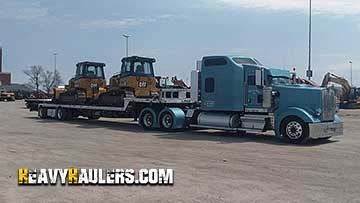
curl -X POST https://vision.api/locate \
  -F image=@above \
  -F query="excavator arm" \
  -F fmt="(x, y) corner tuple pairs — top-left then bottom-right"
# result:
(321, 72), (352, 101)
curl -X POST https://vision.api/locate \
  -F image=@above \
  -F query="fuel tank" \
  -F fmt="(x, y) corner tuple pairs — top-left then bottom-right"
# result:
(197, 112), (240, 128)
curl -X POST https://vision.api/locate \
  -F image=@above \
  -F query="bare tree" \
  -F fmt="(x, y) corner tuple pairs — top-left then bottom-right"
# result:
(41, 70), (54, 95)
(41, 69), (64, 95)
(53, 69), (63, 87)
(23, 65), (44, 92)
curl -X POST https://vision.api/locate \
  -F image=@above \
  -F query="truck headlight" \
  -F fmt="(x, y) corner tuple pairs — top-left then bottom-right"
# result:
(315, 108), (322, 117)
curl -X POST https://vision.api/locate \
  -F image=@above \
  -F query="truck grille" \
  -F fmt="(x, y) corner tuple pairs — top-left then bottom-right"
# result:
(322, 88), (336, 121)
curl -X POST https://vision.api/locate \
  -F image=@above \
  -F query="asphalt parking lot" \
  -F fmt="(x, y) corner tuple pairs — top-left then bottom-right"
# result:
(1, 101), (360, 203)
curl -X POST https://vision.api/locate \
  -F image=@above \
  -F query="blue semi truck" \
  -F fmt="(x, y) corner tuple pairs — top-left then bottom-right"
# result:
(186, 55), (343, 143)
(38, 55), (343, 144)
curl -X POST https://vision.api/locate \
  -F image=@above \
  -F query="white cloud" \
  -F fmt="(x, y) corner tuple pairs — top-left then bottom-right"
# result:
(81, 15), (178, 29)
(81, 18), (156, 29)
(216, 0), (360, 16)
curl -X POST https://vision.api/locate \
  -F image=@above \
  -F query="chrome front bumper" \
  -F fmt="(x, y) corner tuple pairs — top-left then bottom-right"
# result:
(309, 121), (343, 139)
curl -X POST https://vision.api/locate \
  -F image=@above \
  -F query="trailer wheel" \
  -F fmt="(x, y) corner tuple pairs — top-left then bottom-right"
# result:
(281, 116), (309, 144)
(160, 113), (174, 130)
(55, 108), (67, 121)
(140, 110), (156, 129)
(38, 107), (47, 119)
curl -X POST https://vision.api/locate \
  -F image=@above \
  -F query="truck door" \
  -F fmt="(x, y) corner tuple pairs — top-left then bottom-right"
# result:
(244, 66), (264, 109)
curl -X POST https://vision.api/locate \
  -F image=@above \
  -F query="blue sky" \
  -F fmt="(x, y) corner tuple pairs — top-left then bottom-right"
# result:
(0, 0), (359, 86)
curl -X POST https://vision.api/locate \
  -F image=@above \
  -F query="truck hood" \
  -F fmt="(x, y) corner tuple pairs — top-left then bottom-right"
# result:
(273, 85), (325, 119)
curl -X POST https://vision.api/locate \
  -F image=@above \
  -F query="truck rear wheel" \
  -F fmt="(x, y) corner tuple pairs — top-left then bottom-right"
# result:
(281, 117), (309, 144)
(160, 113), (174, 130)
(140, 110), (156, 129)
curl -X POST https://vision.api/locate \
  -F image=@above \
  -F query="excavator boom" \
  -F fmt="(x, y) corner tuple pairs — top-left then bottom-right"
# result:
(321, 72), (352, 101)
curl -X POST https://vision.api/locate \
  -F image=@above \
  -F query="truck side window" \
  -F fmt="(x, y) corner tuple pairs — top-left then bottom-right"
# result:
(204, 58), (227, 67)
(248, 75), (256, 86)
(205, 78), (215, 93)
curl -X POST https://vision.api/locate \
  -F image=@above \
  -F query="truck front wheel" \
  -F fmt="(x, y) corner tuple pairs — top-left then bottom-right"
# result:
(281, 117), (309, 144)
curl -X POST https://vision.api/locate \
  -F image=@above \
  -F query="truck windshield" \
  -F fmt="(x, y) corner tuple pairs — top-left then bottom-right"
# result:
(269, 76), (290, 85)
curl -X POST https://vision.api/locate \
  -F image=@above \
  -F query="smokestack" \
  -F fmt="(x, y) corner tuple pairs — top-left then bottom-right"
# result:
(0, 47), (2, 72)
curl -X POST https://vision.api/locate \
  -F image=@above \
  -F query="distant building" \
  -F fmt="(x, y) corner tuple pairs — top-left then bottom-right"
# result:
(0, 72), (11, 85)
(0, 47), (11, 85)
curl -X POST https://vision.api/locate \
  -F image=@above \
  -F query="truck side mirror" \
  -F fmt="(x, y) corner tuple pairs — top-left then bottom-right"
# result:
(255, 69), (263, 86)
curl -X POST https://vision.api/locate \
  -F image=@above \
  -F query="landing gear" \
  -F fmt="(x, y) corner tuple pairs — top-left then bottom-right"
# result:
(38, 107), (47, 119)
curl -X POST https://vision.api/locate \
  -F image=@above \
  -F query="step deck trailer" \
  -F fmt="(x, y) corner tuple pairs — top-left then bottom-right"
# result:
(37, 98), (280, 134)
(38, 97), (196, 130)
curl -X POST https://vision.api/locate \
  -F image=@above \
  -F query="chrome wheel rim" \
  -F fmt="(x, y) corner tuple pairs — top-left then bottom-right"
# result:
(57, 109), (63, 119)
(143, 112), (153, 128)
(162, 114), (173, 129)
(39, 108), (43, 117)
(286, 121), (303, 140)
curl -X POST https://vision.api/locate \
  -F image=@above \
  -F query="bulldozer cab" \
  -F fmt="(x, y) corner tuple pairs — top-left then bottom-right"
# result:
(75, 61), (106, 79)
(120, 56), (155, 77)
(54, 61), (107, 104)
(110, 56), (159, 97)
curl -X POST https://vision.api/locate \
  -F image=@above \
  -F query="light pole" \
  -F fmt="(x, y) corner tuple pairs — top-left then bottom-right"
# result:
(306, 0), (313, 80)
(122, 34), (130, 57)
(53, 52), (58, 72)
(349, 60), (353, 86)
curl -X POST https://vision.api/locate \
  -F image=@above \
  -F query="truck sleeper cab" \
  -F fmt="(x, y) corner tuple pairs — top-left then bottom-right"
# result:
(189, 55), (343, 144)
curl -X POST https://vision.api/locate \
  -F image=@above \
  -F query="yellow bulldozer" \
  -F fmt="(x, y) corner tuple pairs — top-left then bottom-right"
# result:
(97, 56), (160, 106)
(52, 56), (189, 108)
(54, 61), (107, 104)
(53, 57), (160, 107)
